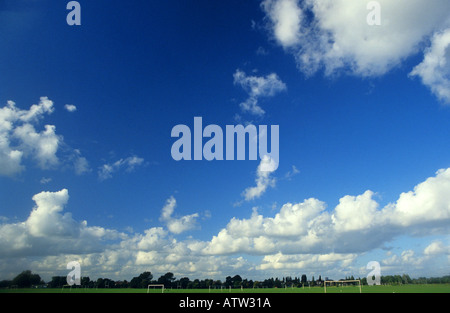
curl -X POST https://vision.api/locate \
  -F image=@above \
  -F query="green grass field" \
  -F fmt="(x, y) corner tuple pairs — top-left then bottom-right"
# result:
(1, 284), (449, 293)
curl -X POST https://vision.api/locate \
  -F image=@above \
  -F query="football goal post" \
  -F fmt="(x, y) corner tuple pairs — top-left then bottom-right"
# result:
(324, 280), (361, 293)
(147, 284), (165, 293)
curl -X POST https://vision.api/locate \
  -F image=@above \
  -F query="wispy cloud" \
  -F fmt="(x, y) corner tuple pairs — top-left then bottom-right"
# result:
(159, 196), (199, 234)
(64, 104), (77, 112)
(233, 69), (286, 116)
(242, 155), (278, 201)
(284, 165), (300, 180)
(98, 155), (145, 181)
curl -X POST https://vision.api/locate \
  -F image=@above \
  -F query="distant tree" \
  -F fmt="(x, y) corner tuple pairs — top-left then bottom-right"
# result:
(402, 274), (412, 284)
(225, 276), (233, 288)
(96, 278), (105, 288)
(48, 276), (66, 288)
(12, 270), (42, 288)
(81, 276), (90, 287)
(139, 271), (153, 288)
(0, 280), (12, 288)
(178, 277), (190, 289)
(129, 271), (153, 288)
(264, 278), (274, 288)
(157, 272), (176, 288)
(232, 275), (242, 288)
(129, 276), (142, 288)
(301, 274), (307, 285)
(191, 279), (200, 289)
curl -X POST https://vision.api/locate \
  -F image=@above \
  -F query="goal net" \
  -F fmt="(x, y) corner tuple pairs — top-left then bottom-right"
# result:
(147, 284), (165, 293)
(324, 280), (361, 293)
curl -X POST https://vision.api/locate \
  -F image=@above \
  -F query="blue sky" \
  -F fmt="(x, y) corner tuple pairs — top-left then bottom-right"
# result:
(1, 0), (449, 282)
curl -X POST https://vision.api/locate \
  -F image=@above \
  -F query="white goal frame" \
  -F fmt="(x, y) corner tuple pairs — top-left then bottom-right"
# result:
(147, 284), (165, 293)
(324, 280), (361, 293)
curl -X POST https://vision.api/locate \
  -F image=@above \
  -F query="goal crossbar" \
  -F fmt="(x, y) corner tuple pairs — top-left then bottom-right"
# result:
(324, 280), (361, 293)
(147, 284), (165, 293)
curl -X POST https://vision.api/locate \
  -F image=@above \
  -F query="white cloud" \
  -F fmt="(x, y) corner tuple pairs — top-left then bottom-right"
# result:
(0, 97), (88, 176)
(26, 189), (77, 237)
(13, 123), (60, 169)
(242, 155), (277, 201)
(410, 28), (450, 104)
(424, 241), (450, 256)
(206, 168), (450, 256)
(0, 98), (56, 175)
(71, 149), (91, 175)
(382, 168), (450, 229)
(261, 0), (302, 48)
(257, 252), (357, 271)
(0, 189), (126, 259)
(40, 177), (52, 184)
(159, 196), (199, 234)
(331, 190), (380, 232)
(284, 165), (300, 180)
(137, 227), (169, 250)
(98, 155), (144, 180)
(233, 69), (286, 116)
(1, 166), (450, 280)
(64, 104), (77, 112)
(261, 0), (450, 95)
(0, 142), (24, 177)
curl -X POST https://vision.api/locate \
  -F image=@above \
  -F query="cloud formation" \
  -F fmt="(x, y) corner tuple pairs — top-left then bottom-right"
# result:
(159, 196), (199, 234)
(233, 69), (286, 116)
(261, 0), (450, 102)
(0, 97), (89, 177)
(242, 155), (277, 201)
(0, 189), (125, 259)
(1, 168), (449, 280)
(410, 29), (450, 104)
(64, 104), (77, 112)
(0, 98), (56, 176)
(98, 155), (145, 180)
(204, 168), (450, 258)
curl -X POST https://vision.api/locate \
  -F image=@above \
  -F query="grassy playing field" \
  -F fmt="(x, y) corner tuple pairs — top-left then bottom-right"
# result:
(1, 284), (449, 293)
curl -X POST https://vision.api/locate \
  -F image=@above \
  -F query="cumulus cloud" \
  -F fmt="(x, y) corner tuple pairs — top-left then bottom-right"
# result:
(382, 168), (450, 229)
(26, 189), (76, 237)
(233, 69), (286, 116)
(14, 123), (60, 169)
(1, 168), (450, 280)
(261, 0), (450, 99)
(242, 155), (277, 201)
(0, 189), (125, 259)
(159, 196), (199, 234)
(410, 29), (450, 104)
(205, 168), (450, 257)
(261, 0), (302, 48)
(0, 98), (56, 175)
(257, 252), (357, 271)
(98, 155), (144, 180)
(423, 241), (450, 256)
(0, 97), (88, 177)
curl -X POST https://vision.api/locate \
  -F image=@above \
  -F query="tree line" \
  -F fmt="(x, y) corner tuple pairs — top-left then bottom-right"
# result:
(1, 269), (449, 289)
